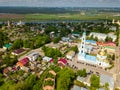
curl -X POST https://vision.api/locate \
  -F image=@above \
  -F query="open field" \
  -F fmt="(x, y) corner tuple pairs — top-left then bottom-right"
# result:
(0, 13), (120, 21)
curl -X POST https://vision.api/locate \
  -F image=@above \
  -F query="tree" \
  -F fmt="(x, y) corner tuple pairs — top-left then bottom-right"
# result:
(77, 69), (87, 77)
(71, 46), (78, 53)
(94, 36), (98, 41)
(24, 74), (37, 90)
(53, 37), (61, 43)
(0, 31), (9, 48)
(42, 46), (62, 58)
(90, 74), (100, 89)
(105, 36), (113, 42)
(11, 39), (23, 50)
(57, 68), (75, 90)
(104, 82), (109, 90)
(23, 40), (30, 48)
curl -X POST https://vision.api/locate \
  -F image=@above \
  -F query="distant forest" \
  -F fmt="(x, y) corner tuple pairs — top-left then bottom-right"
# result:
(0, 7), (120, 14)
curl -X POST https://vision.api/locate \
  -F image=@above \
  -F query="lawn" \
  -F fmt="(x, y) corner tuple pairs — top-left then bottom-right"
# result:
(0, 13), (120, 21)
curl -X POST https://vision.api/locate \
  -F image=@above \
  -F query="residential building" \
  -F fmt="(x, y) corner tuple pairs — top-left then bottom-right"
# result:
(27, 52), (39, 61)
(16, 57), (29, 68)
(66, 51), (75, 60)
(3, 44), (12, 50)
(43, 56), (53, 62)
(12, 48), (25, 56)
(58, 58), (67, 67)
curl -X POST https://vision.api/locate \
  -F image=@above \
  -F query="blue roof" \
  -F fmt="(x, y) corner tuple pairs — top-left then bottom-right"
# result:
(86, 40), (96, 44)
(85, 55), (97, 63)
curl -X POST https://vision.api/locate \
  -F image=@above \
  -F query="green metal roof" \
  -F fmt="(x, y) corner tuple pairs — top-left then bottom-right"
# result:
(4, 44), (12, 48)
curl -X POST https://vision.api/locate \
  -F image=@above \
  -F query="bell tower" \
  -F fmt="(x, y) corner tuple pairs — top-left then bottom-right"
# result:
(78, 32), (86, 61)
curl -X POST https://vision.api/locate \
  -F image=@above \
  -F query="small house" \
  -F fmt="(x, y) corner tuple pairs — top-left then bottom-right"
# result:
(66, 51), (75, 60)
(12, 48), (25, 56)
(27, 52), (39, 61)
(43, 56), (53, 62)
(58, 58), (67, 67)
(3, 44), (12, 50)
(16, 57), (29, 68)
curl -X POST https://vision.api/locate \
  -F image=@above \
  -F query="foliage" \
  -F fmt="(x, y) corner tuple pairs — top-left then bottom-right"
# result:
(3, 54), (18, 66)
(46, 73), (55, 79)
(105, 36), (113, 42)
(24, 74), (37, 90)
(74, 80), (86, 87)
(57, 68), (75, 90)
(53, 37), (61, 43)
(90, 74), (100, 89)
(77, 69), (87, 77)
(44, 80), (54, 86)
(0, 31), (10, 48)
(11, 39), (23, 50)
(70, 46), (78, 53)
(42, 46), (62, 58)
(49, 65), (61, 73)
(103, 82), (109, 90)
(33, 69), (49, 90)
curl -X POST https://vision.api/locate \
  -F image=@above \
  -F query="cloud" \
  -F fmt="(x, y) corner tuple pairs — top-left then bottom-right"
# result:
(0, 0), (120, 7)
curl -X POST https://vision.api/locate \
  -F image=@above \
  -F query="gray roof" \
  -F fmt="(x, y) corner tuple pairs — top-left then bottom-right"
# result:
(100, 74), (114, 89)
(73, 85), (88, 90)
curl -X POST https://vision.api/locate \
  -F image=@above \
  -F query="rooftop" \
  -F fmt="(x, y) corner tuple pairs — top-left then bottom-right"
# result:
(13, 48), (25, 54)
(3, 44), (12, 48)
(58, 58), (67, 65)
(86, 40), (96, 44)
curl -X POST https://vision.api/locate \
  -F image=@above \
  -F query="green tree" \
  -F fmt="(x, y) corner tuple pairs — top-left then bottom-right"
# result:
(53, 37), (61, 43)
(11, 39), (23, 50)
(90, 74), (100, 89)
(0, 31), (9, 48)
(24, 74), (37, 90)
(57, 68), (75, 90)
(71, 46), (78, 53)
(105, 36), (113, 42)
(77, 69), (87, 77)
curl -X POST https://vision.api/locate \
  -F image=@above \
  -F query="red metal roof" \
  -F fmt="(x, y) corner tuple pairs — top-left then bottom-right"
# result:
(19, 57), (29, 66)
(58, 58), (67, 65)
(13, 48), (25, 54)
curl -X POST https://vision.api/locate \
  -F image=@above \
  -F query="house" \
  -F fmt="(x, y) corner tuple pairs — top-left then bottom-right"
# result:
(89, 32), (117, 42)
(66, 51), (75, 60)
(16, 57), (29, 68)
(109, 26), (117, 31)
(61, 37), (70, 42)
(3, 44), (12, 50)
(27, 52), (39, 61)
(72, 32), (80, 37)
(58, 58), (67, 67)
(12, 48), (25, 56)
(107, 34), (117, 42)
(89, 32), (107, 41)
(43, 56), (53, 62)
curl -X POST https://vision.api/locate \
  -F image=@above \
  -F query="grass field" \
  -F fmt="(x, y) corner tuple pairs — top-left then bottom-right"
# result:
(0, 13), (120, 21)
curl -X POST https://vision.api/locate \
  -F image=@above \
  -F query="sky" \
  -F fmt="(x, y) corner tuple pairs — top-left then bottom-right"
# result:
(0, 0), (120, 7)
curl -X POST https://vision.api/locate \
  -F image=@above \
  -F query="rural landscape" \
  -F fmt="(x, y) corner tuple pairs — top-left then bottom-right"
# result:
(0, 0), (120, 90)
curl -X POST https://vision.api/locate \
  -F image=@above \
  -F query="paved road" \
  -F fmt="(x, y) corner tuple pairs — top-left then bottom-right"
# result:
(67, 55), (113, 76)
(114, 28), (120, 88)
